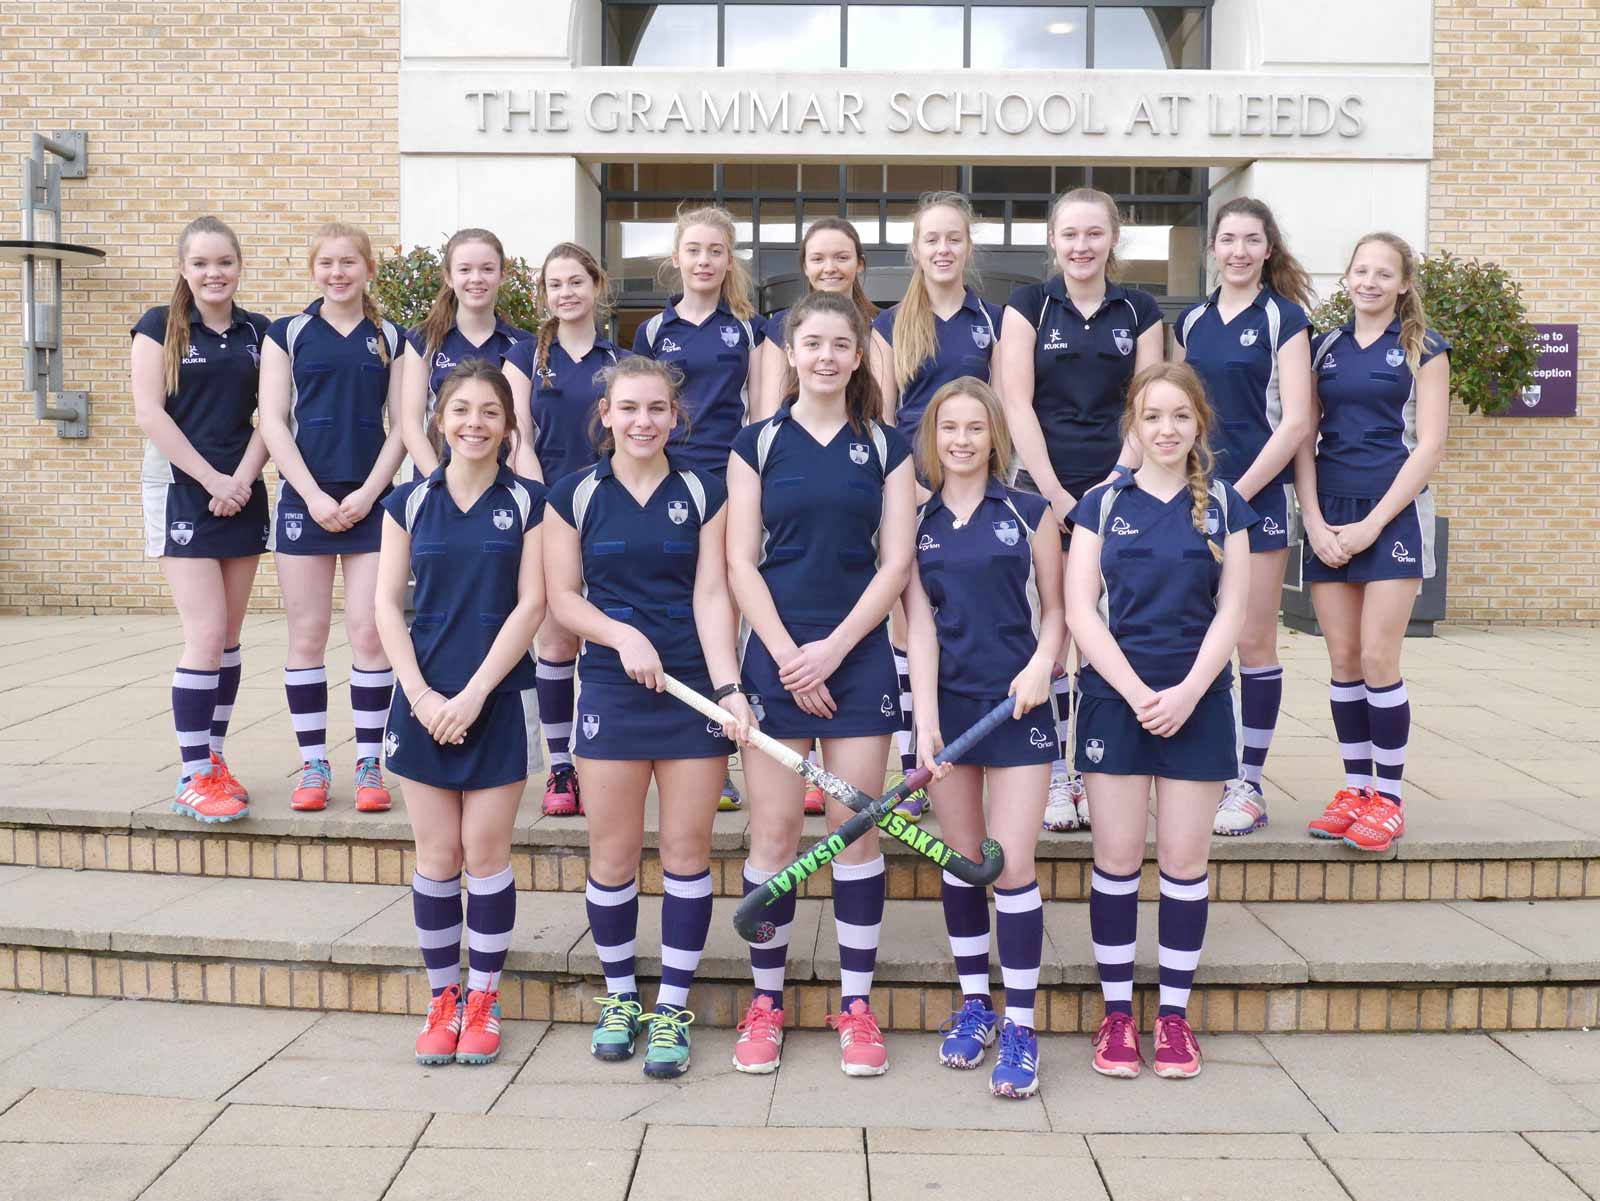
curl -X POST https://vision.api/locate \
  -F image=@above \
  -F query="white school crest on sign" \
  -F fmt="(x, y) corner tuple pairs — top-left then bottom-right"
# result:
(384, 731), (398, 757)
(667, 500), (689, 525)
(366, 336), (380, 356)
(492, 508), (514, 530)
(169, 521), (194, 546)
(1113, 328), (1133, 356)
(720, 325), (740, 348)
(1086, 737), (1105, 764)
(849, 443), (870, 466)
(992, 519), (1020, 547)
(1522, 385), (1542, 408)
(1386, 348), (1406, 367)
(581, 713), (600, 740)
(1239, 328), (1259, 347)
(971, 324), (992, 350)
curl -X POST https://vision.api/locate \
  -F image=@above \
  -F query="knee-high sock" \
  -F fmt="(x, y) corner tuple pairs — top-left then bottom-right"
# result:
(1238, 664), (1284, 792)
(1367, 680), (1410, 805)
(586, 875), (639, 998)
(832, 856), (886, 1009)
(1052, 674), (1074, 776)
(995, 881), (1043, 1030)
(349, 665), (394, 763)
(1090, 867), (1140, 1016)
(284, 665), (328, 763)
(172, 668), (219, 781)
(743, 863), (798, 1010)
(657, 869), (713, 1009)
(940, 870), (991, 1004)
(536, 657), (577, 772)
(412, 871), (463, 995)
(892, 646), (917, 774)
(1157, 871), (1209, 1018)
(465, 865), (516, 994)
(209, 646), (241, 756)
(1329, 679), (1373, 790)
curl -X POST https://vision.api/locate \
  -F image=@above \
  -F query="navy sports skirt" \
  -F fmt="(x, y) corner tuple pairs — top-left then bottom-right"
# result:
(572, 677), (733, 761)
(384, 684), (529, 792)
(271, 481), (387, 556)
(741, 620), (899, 741)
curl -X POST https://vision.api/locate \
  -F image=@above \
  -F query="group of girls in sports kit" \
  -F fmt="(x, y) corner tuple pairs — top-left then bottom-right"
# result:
(135, 184), (1447, 1094)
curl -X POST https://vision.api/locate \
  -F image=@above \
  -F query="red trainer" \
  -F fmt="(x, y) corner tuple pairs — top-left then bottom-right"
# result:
(1153, 1014), (1203, 1079)
(354, 756), (392, 813)
(456, 989), (503, 1064)
(290, 759), (331, 812)
(1307, 786), (1373, 840)
(732, 994), (786, 1074)
(209, 752), (249, 803)
(1344, 794), (1404, 852)
(172, 770), (250, 824)
(543, 766), (580, 816)
(416, 984), (463, 1065)
(1092, 1011), (1142, 1078)
(828, 999), (888, 1077)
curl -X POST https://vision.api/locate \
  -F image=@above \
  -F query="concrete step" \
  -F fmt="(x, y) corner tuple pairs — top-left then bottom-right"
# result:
(2, 866), (1597, 1036)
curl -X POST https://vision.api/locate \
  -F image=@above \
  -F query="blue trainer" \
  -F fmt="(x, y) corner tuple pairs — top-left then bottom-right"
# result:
(937, 997), (998, 1069)
(989, 1019), (1040, 1099)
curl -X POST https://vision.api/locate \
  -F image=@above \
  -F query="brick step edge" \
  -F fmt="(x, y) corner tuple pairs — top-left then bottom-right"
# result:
(4, 951), (1596, 1035)
(6, 825), (1597, 904)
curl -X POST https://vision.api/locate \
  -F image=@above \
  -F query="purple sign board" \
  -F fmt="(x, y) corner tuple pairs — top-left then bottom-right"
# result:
(1500, 323), (1578, 417)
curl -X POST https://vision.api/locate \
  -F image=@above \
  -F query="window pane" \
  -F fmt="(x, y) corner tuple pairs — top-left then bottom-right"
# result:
(970, 7), (1086, 69)
(847, 164), (883, 193)
(1012, 199), (1049, 246)
(1093, 6), (1205, 70)
(757, 200), (798, 244)
(632, 162), (715, 193)
(847, 6), (962, 69)
(1115, 201), (1205, 298)
(885, 164), (960, 195)
(972, 197), (1005, 246)
(1053, 165), (1089, 191)
(1090, 166), (1132, 194)
(1133, 166), (1202, 196)
(971, 165), (1051, 195)
(845, 201), (883, 243)
(606, 4), (717, 67)
(726, 5), (840, 68)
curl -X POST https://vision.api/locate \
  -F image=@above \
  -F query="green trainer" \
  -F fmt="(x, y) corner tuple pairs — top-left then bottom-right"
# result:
(642, 1005), (695, 1079)
(591, 994), (644, 1062)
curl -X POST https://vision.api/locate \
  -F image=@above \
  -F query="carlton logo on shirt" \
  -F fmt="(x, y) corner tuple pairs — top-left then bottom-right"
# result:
(1239, 328), (1259, 347)
(1391, 541), (1417, 564)
(1042, 328), (1069, 352)
(169, 522), (194, 546)
(1086, 737), (1105, 763)
(720, 325), (741, 348)
(1112, 328), (1133, 355)
(971, 324), (992, 350)
(492, 508), (514, 530)
(434, 352), (454, 371)
(667, 500), (689, 525)
(992, 519), (1020, 546)
(879, 694), (896, 717)
(849, 443), (870, 466)
(1110, 516), (1139, 536)
(1029, 727), (1052, 748)
(917, 532), (938, 551)
(659, 337), (682, 354)
(706, 719), (724, 737)
(581, 713), (600, 739)
(1262, 516), (1284, 536)
(536, 365), (556, 382)
(1386, 348), (1406, 367)
(1321, 352), (1338, 370)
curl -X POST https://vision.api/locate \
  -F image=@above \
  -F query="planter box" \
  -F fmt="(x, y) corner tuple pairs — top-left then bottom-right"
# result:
(1281, 516), (1449, 638)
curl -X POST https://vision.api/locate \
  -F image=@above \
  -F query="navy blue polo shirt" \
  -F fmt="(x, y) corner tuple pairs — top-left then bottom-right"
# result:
(266, 299), (403, 485)
(632, 296), (764, 476)
(1176, 287), (1310, 487)
(546, 453), (726, 689)
(1071, 473), (1256, 698)
(132, 305), (270, 486)
(732, 404), (911, 626)
(1006, 278), (1163, 488)
(405, 318), (531, 420)
(1312, 320), (1450, 499)
(872, 288), (1003, 442)
(504, 334), (625, 485)
(916, 479), (1050, 699)
(382, 463), (545, 694)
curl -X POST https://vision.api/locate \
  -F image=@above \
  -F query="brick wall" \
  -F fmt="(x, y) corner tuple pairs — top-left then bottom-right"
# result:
(1428, 0), (1600, 621)
(0, 1), (401, 613)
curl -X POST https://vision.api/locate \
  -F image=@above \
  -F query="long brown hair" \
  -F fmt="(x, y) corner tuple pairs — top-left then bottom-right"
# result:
(1120, 363), (1223, 563)
(892, 192), (977, 393)
(164, 215), (242, 396)
(533, 242), (611, 378)
(786, 290), (881, 435)
(1048, 187), (1122, 281)
(799, 217), (877, 327)
(588, 356), (688, 455)
(1209, 197), (1314, 310)
(307, 222), (390, 365)
(430, 360), (519, 465)
(1343, 232), (1435, 371)
(417, 228), (509, 365)
(917, 376), (1013, 494)
(658, 206), (754, 321)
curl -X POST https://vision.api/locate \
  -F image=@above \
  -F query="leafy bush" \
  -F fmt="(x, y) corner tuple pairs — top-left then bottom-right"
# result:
(373, 244), (543, 334)
(1309, 250), (1540, 415)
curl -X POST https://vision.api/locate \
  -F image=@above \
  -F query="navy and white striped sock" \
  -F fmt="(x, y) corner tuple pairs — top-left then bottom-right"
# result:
(891, 646), (917, 774)
(1329, 678), (1373, 790)
(1090, 867), (1140, 1016)
(833, 855), (885, 1009)
(536, 657), (576, 772)
(1367, 680), (1410, 805)
(995, 881), (1043, 1030)
(1238, 664), (1284, 792)
(284, 665), (328, 763)
(349, 665), (394, 763)
(657, 869), (713, 1009)
(209, 645), (241, 756)
(172, 667), (219, 781)
(1157, 871), (1209, 1018)
(464, 865), (516, 995)
(940, 870), (991, 1003)
(743, 863), (797, 1010)
(1052, 674), (1074, 777)
(586, 875), (639, 998)
(412, 870), (463, 996)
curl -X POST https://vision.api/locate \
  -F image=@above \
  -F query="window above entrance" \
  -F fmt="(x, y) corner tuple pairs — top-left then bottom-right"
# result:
(604, 0), (1208, 70)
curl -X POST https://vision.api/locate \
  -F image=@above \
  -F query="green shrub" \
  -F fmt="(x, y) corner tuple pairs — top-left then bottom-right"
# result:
(373, 244), (543, 335)
(1310, 250), (1540, 416)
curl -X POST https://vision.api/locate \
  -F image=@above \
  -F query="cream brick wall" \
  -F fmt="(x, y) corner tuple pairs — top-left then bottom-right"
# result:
(0, 1), (401, 613)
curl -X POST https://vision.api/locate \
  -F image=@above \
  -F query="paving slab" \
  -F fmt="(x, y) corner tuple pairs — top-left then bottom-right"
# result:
(420, 1113), (644, 1151)
(1043, 901), (1308, 986)
(0, 1088), (220, 1145)
(388, 1147), (635, 1201)
(0, 866), (30, 888)
(1246, 901), (1548, 983)
(1094, 1156), (1348, 1201)
(1313, 1132), (1590, 1201)
(570, 896), (823, 984)
(133, 793), (418, 842)
(1455, 901), (1600, 981)
(334, 890), (590, 973)
(140, 1144), (408, 1201)
(1309, 1131), (1549, 1161)
(0, 994), (109, 1063)
(223, 1013), (544, 1115)
(1387, 792), (1600, 860)
(1261, 1034), (1600, 1133)
(767, 1031), (1051, 1132)
(0, 1143), (181, 1201)
(0, 1088), (26, 1116)
(1087, 1133), (1318, 1160)
(0, 868), (219, 951)
(1490, 1031), (1600, 1084)
(496, 1024), (774, 1125)
(872, 1151), (1107, 1201)
(630, 1128), (867, 1201)
(1040, 1035), (1332, 1134)
(0, 999), (318, 1100)
(1562, 1083), (1600, 1119)
(196, 1103), (427, 1147)
(868, 1128), (1090, 1157)
(115, 878), (407, 962)
(0, 763), (170, 825)
(1523, 1132), (1600, 1199)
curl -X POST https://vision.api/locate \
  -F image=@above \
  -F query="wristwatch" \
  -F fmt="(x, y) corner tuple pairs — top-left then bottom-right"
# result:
(711, 683), (744, 703)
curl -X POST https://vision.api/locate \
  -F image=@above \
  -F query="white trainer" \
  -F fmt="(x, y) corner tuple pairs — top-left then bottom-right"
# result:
(1043, 771), (1082, 832)
(1213, 776), (1267, 836)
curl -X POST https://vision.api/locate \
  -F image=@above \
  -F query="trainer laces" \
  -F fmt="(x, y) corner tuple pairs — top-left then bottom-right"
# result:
(996, 1019), (1035, 1070)
(421, 985), (462, 1033)
(462, 989), (499, 1034)
(938, 997), (994, 1039)
(299, 759), (331, 790)
(1098, 1010), (1138, 1053)
(355, 757), (383, 789)
(1157, 1014), (1197, 1058)
(594, 995), (644, 1033)
(643, 1006), (695, 1050)
(828, 1002), (884, 1047)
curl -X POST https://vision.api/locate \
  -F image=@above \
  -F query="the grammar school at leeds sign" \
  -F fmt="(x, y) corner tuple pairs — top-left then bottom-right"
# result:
(399, 69), (1434, 161)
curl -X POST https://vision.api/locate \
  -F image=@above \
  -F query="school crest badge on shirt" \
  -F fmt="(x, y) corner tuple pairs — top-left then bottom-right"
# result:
(169, 521), (194, 546)
(667, 500), (689, 525)
(366, 336), (381, 356)
(1239, 328), (1259, 347)
(720, 325), (741, 348)
(1086, 737), (1105, 764)
(1205, 507), (1220, 536)
(492, 509), (514, 531)
(971, 323), (992, 350)
(849, 443), (870, 466)
(384, 730), (399, 757)
(1386, 348), (1406, 367)
(284, 516), (303, 542)
(1113, 328), (1134, 356)
(581, 713), (600, 740)
(992, 519), (1020, 546)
